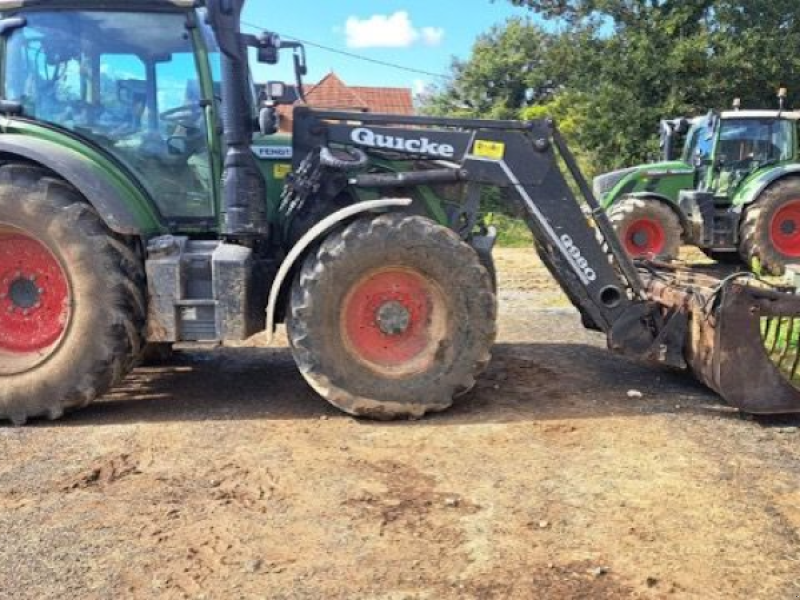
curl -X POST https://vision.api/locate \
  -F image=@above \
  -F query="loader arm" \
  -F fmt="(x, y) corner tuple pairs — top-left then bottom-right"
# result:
(293, 108), (683, 366)
(292, 108), (800, 413)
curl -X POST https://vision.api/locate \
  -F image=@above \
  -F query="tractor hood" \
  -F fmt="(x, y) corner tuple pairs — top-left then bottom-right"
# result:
(593, 166), (639, 200)
(595, 161), (695, 208)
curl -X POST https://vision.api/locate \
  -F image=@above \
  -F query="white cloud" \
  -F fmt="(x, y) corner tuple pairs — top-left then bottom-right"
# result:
(344, 11), (445, 49)
(421, 27), (445, 46)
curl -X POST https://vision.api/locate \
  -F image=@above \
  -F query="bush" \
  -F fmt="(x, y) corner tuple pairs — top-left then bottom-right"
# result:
(485, 212), (533, 247)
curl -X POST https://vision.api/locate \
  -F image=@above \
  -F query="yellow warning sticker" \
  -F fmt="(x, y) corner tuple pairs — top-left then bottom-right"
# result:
(273, 164), (292, 179)
(473, 140), (506, 161)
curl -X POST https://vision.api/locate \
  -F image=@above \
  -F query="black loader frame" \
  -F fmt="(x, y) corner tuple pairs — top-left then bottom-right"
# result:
(291, 108), (800, 413)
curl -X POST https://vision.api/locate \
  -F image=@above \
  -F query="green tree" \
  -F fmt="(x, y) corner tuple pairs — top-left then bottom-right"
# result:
(508, 0), (800, 170)
(426, 1), (800, 174)
(421, 18), (561, 120)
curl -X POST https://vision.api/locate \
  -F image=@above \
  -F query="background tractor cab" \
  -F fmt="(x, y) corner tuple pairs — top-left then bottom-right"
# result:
(596, 94), (800, 274)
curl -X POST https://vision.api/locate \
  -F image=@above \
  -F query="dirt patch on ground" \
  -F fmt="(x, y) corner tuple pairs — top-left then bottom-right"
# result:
(2, 247), (800, 599)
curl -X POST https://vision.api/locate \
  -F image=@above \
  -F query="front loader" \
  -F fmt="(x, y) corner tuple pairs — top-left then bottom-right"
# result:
(1, 0), (800, 425)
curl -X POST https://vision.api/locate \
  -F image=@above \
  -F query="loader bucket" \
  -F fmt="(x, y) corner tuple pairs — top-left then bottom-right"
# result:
(646, 272), (800, 414)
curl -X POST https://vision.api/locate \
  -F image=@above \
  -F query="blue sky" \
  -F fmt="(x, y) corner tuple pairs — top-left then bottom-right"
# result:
(243, 1), (530, 93)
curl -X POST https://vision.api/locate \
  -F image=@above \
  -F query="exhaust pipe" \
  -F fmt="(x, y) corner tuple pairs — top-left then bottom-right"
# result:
(206, 0), (268, 240)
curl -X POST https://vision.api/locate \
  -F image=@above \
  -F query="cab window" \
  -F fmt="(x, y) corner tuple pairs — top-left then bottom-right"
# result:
(717, 118), (793, 165)
(4, 11), (214, 220)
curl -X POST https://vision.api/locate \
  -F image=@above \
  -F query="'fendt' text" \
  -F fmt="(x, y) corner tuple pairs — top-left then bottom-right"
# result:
(351, 127), (455, 159)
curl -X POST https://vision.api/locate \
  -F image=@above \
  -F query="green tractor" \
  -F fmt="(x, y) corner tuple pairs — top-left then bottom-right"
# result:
(3, 0), (800, 426)
(596, 99), (800, 274)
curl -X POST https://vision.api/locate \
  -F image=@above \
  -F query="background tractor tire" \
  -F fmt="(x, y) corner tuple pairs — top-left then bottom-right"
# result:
(740, 178), (800, 275)
(287, 214), (497, 420)
(608, 197), (683, 260)
(0, 164), (145, 425)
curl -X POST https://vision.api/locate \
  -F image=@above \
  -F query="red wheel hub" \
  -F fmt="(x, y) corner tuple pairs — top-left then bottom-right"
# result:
(770, 200), (800, 257)
(0, 229), (70, 356)
(342, 268), (444, 373)
(623, 218), (666, 257)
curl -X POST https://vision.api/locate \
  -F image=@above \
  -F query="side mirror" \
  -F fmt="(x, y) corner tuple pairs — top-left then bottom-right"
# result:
(259, 105), (279, 136)
(262, 81), (293, 105)
(257, 32), (282, 65)
(294, 46), (308, 77)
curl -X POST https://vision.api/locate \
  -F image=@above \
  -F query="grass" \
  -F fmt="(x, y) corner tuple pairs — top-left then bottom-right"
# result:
(485, 213), (534, 248)
(761, 317), (800, 383)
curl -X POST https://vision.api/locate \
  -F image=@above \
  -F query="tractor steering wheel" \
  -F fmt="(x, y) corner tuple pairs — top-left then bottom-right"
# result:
(160, 104), (202, 129)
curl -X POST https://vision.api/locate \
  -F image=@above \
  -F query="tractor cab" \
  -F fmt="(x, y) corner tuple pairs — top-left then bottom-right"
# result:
(708, 111), (800, 196)
(684, 111), (797, 197)
(598, 104), (800, 270)
(0, 4), (223, 224)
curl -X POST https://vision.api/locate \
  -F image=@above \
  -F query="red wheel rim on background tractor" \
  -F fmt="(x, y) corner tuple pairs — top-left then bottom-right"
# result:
(623, 218), (666, 257)
(0, 227), (70, 371)
(770, 200), (800, 257)
(342, 267), (447, 377)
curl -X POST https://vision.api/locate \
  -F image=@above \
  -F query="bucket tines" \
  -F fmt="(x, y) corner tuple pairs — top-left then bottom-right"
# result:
(644, 267), (800, 414)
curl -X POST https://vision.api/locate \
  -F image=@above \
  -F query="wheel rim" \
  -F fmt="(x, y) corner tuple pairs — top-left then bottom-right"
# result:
(341, 267), (448, 377)
(0, 225), (70, 373)
(770, 200), (800, 257)
(623, 218), (666, 257)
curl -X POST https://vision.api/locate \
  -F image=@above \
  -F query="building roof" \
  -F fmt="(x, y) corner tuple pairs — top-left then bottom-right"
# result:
(303, 73), (368, 111)
(274, 72), (414, 132)
(350, 86), (415, 115)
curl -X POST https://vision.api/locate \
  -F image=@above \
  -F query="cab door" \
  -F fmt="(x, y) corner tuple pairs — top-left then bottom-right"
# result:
(3, 9), (217, 228)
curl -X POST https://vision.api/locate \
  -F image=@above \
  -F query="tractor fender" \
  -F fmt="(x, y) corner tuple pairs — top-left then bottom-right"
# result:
(0, 135), (150, 235)
(731, 166), (800, 213)
(625, 192), (691, 235)
(265, 197), (413, 343)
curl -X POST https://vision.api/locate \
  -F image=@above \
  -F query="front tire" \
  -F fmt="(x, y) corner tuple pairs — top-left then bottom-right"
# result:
(287, 214), (497, 420)
(475, 247), (498, 292)
(740, 178), (800, 275)
(0, 165), (145, 425)
(608, 197), (683, 260)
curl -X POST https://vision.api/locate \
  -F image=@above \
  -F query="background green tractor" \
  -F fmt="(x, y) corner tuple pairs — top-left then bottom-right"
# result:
(595, 101), (800, 274)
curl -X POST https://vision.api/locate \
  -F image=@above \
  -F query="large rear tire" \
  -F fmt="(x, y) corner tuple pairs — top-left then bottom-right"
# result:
(608, 197), (683, 260)
(740, 178), (800, 275)
(287, 214), (497, 420)
(0, 164), (145, 425)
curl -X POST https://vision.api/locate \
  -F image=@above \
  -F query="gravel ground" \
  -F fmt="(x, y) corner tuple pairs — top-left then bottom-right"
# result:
(1, 248), (800, 600)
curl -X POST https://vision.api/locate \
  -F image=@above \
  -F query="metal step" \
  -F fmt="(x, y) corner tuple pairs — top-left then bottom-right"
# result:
(145, 236), (266, 343)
